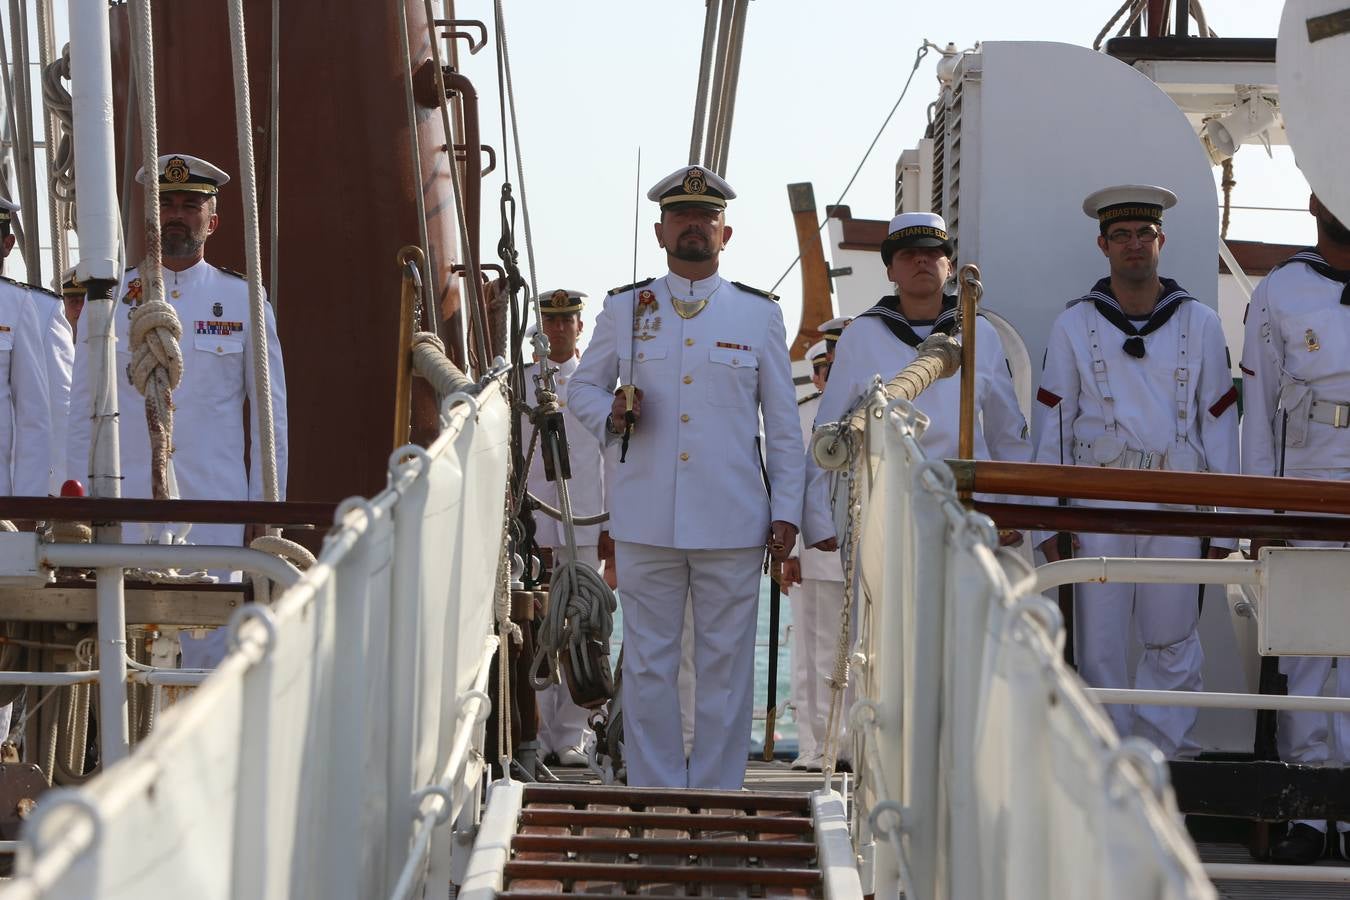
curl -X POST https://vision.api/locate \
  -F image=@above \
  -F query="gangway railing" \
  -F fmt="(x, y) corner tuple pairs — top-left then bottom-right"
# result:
(1, 377), (512, 900)
(843, 389), (1216, 899)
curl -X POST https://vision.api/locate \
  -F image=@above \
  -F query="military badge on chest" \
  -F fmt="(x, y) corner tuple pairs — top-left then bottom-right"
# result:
(1306, 328), (1320, 352)
(122, 277), (143, 306)
(633, 288), (661, 342)
(212, 302), (223, 318)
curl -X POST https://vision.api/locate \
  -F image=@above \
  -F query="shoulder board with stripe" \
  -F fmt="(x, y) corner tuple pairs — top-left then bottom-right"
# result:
(27, 282), (60, 300)
(215, 265), (247, 280)
(732, 281), (778, 301)
(797, 390), (822, 406)
(607, 276), (655, 296)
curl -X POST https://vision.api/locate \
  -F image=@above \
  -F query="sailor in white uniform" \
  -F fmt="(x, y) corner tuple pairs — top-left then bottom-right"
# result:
(570, 165), (804, 789)
(1, 200), (72, 495)
(61, 269), (86, 337)
(801, 212), (1031, 550)
(525, 288), (606, 766)
(785, 338), (848, 772)
(1034, 185), (1238, 759)
(66, 154), (288, 667)
(0, 202), (51, 499)
(1241, 193), (1350, 864)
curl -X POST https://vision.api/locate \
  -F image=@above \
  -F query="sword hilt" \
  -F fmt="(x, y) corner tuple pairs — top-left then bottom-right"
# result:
(619, 384), (637, 463)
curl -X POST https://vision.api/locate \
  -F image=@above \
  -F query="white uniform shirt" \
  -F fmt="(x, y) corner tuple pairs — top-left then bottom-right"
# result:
(801, 311), (1030, 545)
(67, 260), (288, 507)
(796, 393), (842, 582)
(1033, 283), (1239, 544)
(1241, 253), (1350, 479)
(0, 279), (51, 495)
(525, 353), (606, 549)
(569, 272), (804, 550)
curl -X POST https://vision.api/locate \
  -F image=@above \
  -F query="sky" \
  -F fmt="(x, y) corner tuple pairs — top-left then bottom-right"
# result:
(465, 1), (1306, 352)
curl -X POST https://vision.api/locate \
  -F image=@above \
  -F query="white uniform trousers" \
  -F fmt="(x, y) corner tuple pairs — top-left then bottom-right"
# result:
(536, 544), (602, 755)
(615, 541), (762, 789)
(790, 577), (849, 762)
(679, 598), (696, 757)
(1074, 532), (1205, 758)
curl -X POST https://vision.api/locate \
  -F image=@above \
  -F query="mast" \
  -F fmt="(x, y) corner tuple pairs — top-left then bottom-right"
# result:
(786, 182), (833, 362)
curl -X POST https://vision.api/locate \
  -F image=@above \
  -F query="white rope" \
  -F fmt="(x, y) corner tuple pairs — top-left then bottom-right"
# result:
(127, 0), (178, 501)
(226, 0), (280, 504)
(248, 534), (316, 570)
(34, 0), (68, 288)
(411, 331), (474, 401)
(39, 45), (74, 213)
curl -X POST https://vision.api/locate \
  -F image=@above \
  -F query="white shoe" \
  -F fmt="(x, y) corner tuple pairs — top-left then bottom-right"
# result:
(555, 745), (588, 767)
(790, 751), (822, 771)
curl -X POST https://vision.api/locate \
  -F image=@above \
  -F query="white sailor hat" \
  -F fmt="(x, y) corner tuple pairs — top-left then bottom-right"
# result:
(0, 196), (18, 224)
(537, 288), (586, 315)
(807, 340), (830, 365)
(1082, 184), (1177, 231)
(818, 315), (851, 344)
(647, 166), (736, 211)
(61, 265), (83, 297)
(881, 212), (953, 263)
(135, 154), (231, 195)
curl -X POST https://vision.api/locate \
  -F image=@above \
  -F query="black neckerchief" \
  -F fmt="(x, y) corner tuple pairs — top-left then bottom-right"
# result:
(1072, 277), (1192, 359)
(1276, 248), (1350, 305)
(858, 294), (959, 348)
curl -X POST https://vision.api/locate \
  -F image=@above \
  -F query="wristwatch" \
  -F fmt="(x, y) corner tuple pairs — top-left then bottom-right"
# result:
(606, 418), (622, 436)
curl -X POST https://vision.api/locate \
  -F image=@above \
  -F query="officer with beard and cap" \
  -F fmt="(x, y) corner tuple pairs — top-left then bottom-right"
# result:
(1034, 185), (1238, 760)
(801, 212), (1030, 553)
(524, 288), (606, 766)
(569, 165), (803, 789)
(66, 154), (289, 668)
(1241, 194), (1350, 864)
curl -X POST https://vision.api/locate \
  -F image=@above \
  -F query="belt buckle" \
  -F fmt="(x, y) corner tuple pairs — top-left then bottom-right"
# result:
(1336, 403), (1349, 428)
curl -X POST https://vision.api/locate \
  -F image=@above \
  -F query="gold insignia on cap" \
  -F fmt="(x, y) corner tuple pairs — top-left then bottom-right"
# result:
(550, 289), (569, 306)
(683, 168), (707, 196)
(164, 156), (190, 184)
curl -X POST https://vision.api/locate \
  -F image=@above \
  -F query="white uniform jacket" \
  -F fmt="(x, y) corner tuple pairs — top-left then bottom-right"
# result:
(31, 285), (73, 493)
(0, 279), (51, 496)
(1032, 281), (1239, 544)
(525, 354), (606, 548)
(569, 272), (804, 550)
(801, 308), (1030, 545)
(1241, 251), (1350, 479)
(67, 260), (289, 506)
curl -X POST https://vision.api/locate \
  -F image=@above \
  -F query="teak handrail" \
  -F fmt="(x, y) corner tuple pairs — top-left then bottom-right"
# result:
(949, 460), (1350, 516)
(0, 497), (337, 526)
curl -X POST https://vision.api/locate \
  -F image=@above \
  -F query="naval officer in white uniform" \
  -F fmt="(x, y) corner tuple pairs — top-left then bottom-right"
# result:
(1, 199), (73, 495)
(525, 288), (606, 766)
(1241, 194), (1350, 864)
(1034, 185), (1237, 759)
(0, 199), (51, 499)
(801, 212), (1031, 551)
(66, 154), (288, 665)
(570, 165), (804, 789)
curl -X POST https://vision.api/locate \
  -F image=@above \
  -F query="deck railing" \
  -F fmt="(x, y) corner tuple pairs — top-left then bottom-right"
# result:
(2, 378), (511, 900)
(848, 393), (1216, 900)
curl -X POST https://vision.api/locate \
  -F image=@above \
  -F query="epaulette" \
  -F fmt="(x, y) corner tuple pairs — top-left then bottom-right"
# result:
(797, 390), (822, 406)
(215, 265), (247, 280)
(607, 276), (655, 296)
(732, 281), (778, 301)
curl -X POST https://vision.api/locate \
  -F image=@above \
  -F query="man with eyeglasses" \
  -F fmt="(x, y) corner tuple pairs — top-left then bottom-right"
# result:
(1033, 185), (1238, 759)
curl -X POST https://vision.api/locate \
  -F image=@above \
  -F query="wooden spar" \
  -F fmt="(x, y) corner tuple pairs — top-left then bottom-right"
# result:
(785, 182), (834, 362)
(950, 459), (1350, 516)
(956, 264), (981, 464)
(975, 502), (1350, 542)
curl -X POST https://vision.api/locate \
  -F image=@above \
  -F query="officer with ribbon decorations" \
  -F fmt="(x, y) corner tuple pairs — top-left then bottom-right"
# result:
(67, 154), (288, 668)
(1034, 185), (1237, 759)
(525, 288), (606, 766)
(1241, 194), (1350, 864)
(801, 212), (1030, 553)
(570, 165), (804, 789)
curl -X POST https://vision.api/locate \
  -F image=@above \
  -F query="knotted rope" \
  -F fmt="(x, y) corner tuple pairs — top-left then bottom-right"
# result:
(127, 299), (183, 499)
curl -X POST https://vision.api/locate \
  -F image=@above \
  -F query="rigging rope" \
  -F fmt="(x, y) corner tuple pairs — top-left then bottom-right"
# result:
(226, 0), (281, 505)
(34, 0), (68, 287)
(768, 41), (933, 294)
(127, 0), (178, 502)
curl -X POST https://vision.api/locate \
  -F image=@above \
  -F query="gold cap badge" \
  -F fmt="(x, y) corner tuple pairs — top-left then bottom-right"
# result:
(683, 168), (707, 195)
(165, 156), (190, 184)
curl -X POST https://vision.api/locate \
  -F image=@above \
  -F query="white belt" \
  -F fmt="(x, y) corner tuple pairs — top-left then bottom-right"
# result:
(1075, 440), (1167, 470)
(1309, 398), (1350, 428)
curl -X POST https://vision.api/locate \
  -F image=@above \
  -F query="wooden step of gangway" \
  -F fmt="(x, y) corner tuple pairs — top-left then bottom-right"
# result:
(463, 781), (861, 899)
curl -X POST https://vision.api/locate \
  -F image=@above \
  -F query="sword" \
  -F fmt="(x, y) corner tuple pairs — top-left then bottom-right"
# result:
(619, 148), (641, 463)
(756, 436), (782, 761)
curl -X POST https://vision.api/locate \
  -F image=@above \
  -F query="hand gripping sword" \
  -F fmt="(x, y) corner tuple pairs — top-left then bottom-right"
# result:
(619, 149), (641, 463)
